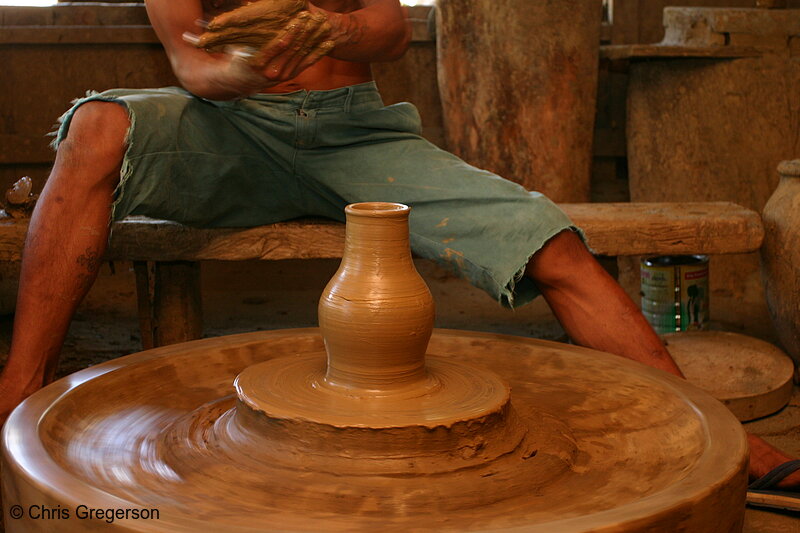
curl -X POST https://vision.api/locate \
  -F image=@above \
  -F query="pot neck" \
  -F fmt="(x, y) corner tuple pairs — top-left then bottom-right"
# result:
(777, 160), (800, 179)
(341, 206), (414, 268)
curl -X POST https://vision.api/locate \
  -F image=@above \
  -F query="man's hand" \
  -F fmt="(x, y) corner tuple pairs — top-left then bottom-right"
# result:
(196, 0), (305, 50)
(190, 2), (336, 95)
(146, 0), (407, 99)
(249, 11), (335, 80)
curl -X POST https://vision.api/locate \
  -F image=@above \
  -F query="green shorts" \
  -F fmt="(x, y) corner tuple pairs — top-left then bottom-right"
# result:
(54, 82), (580, 307)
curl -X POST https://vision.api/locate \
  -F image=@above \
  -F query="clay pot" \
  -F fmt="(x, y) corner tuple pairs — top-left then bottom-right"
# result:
(318, 202), (435, 391)
(761, 160), (800, 365)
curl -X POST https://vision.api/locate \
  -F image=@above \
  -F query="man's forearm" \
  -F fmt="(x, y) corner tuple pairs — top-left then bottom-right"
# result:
(146, 0), (226, 97)
(173, 51), (262, 100)
(146, 0), (278, 99)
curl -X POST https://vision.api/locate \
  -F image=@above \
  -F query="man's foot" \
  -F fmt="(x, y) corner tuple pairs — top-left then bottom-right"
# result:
(748, 433), (800, 489)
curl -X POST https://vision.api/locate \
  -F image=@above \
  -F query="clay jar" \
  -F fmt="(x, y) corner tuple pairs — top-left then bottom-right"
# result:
(318, 202), (435, 391)
(761, 160), (800, 365)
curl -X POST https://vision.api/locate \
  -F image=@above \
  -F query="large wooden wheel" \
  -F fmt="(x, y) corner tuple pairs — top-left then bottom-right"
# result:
(3, 329), (747, 532)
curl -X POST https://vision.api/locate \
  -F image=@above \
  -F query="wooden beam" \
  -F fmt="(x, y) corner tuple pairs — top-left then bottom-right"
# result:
(600, 44), (762, 61)
(0, 4), (151, 26)
(0, 134), (54, 165)
(0, 25), (158, 45)
(0, 18), (433, 46)
(0, 202), (764, 262)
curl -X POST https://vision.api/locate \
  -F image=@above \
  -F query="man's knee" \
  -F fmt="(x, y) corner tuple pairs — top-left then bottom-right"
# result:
(58, 101), (129, 171)
(525, 229), (595, 286)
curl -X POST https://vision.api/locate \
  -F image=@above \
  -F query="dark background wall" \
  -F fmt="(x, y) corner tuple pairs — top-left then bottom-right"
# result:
(3, 1), (796, 195)
(610, 0), (800, 44)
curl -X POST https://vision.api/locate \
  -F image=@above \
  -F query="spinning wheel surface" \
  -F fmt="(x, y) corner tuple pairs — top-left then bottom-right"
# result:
(2, 329), (747, 532)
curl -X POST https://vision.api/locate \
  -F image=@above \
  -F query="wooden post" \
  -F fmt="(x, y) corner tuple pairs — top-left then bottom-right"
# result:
(436, 0), (602, 202)
(133, 260), (155, 350)
(153, 261), (203, 347)
(132, 260), (203, 348)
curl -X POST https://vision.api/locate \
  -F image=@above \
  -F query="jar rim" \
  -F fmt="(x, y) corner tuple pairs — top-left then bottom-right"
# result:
(345, 202), (410, 217)
(778, 160), (800, 177)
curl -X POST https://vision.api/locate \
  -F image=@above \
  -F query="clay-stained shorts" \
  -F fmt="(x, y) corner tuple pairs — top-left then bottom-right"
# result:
(54, 82), (581, 307)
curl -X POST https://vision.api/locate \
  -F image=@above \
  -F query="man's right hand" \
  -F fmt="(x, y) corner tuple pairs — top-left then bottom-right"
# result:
(195, 8), (335, 97)
(146, 0), (338, 100)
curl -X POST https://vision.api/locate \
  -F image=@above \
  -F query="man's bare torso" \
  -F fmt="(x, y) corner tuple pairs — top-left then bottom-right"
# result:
(201, 0), (373, 92)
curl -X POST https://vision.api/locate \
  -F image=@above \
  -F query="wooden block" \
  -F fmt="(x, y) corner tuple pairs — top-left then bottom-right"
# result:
(561, 202), (763, 256)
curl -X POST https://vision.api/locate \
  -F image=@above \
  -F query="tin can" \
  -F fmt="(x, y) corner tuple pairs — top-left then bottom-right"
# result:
(640, 255), (709, 334)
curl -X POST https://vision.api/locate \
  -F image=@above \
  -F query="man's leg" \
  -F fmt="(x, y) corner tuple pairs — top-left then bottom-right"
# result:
(526, 229), (800, 488)
(0, 101), (128, 422)
(525, 230), (682, 376)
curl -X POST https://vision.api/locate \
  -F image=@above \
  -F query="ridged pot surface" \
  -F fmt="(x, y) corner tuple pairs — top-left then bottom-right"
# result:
(318, 202), (435, 391)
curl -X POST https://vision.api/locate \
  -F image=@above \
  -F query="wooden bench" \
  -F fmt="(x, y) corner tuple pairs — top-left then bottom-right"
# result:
(0, 201), (764, 348)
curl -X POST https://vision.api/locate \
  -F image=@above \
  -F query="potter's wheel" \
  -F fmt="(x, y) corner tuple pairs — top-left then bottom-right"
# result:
(3, 329), (747, 532)
(2, 203), (747, 532)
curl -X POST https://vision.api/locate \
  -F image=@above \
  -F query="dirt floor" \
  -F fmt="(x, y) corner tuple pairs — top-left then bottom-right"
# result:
(0, 259), (798, 531)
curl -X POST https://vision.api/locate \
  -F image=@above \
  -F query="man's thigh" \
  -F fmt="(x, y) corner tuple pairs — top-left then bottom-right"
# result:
(56, 87), (303, 227)
(296, 106), (578, 307)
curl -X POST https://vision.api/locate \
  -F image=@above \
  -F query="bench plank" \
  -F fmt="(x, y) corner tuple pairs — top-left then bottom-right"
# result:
(0, 201), (764, 348)
(0, 201), (763, 262)
(110, 217), (347, 262)
(560, 202), (764, 256)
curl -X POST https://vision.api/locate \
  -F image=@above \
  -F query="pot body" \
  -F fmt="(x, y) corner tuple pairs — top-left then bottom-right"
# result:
(318, 202), (435, 391)
(761, 160), (800, 365)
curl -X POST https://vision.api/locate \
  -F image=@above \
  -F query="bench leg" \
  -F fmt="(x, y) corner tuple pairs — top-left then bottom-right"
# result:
(133, 260), (203, 348)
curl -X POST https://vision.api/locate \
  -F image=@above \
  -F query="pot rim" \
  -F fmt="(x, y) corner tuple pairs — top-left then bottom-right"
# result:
(345, 202), (409, 217)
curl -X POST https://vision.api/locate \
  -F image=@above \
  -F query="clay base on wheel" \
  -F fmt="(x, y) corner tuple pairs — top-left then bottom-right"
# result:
(2, 329), (748, 532)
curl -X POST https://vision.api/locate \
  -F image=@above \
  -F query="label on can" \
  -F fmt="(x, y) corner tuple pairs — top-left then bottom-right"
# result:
(640, 255), (709, 334)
